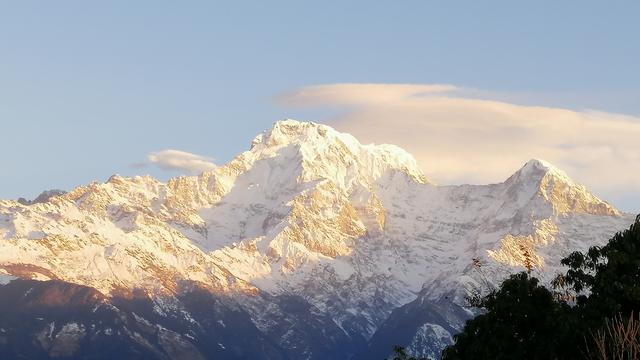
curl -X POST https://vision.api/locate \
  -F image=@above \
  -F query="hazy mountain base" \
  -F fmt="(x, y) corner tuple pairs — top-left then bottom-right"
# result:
(0, 279), (373, 360)
(0, 279), (288, 360)
(354, 292), (473, 360)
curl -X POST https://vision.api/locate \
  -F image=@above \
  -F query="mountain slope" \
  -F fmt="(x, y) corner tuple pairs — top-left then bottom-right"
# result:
(0, 120), (634, 359)
(0, 279), (288, 360)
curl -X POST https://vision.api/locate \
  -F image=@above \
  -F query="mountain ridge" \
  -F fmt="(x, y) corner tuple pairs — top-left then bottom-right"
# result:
(0, 119), (634, 359)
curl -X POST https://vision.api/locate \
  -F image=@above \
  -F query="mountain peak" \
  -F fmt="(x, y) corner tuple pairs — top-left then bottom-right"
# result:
(507, 158), (619, 216)
(248, 119), (429, 185)
(519, 158), (572, 183)
(251, 119), (360, 153)
(506, 159), (574, 190)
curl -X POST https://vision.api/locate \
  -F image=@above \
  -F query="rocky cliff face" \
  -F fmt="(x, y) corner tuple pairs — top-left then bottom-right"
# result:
(0, 120), (634, 359)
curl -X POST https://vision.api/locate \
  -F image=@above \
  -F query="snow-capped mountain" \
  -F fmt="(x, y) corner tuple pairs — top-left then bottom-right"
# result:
(0, 120), (634, 359)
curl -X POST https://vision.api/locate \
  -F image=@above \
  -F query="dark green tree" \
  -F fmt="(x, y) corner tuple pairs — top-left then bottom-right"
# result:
(441, 216), (640, 359)
(441, 272), (572, 360)
(388, 345), (429, 360)
(556, 216), (640, 355)
(561, 217), (640, 316)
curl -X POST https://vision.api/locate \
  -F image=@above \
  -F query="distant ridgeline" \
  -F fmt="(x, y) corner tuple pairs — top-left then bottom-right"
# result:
(16, 189), (67, 206)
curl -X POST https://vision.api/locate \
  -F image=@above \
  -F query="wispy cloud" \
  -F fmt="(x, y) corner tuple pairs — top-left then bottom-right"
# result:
(147, 149), (217, 174)
(279, 83), (640, 210)
(277, 83), (458, 107)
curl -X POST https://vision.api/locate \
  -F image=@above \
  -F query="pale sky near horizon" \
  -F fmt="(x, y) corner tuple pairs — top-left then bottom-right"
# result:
(1, 1), (638, 212)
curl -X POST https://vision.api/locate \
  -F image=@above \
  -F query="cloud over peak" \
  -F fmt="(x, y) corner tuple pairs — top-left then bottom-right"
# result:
(278, 83), (640, 211)
(148, 149), (216, 174)
(277, 83), (458, 107)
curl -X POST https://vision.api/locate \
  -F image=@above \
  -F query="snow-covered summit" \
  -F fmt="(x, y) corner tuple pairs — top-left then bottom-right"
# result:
(507, 158), (576, 190)
(505, 158), (619, 216)
(247, 119), (430, 186)
(521, 158), (567, 175)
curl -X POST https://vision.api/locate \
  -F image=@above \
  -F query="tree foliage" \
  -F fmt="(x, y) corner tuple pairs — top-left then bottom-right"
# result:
(441, 272), (572, 360)
(388, 345), (429, 360)
(440, 216), (640, 359)
(562, 219), (640, 319)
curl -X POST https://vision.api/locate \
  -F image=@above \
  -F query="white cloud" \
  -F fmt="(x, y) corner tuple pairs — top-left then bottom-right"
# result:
(279, 83), (640, 211)
(277, 83), (458, 107)
(148, 149), (217, 174)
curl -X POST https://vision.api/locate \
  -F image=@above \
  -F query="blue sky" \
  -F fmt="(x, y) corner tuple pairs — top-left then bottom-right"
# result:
(1, 1), (638, 212)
